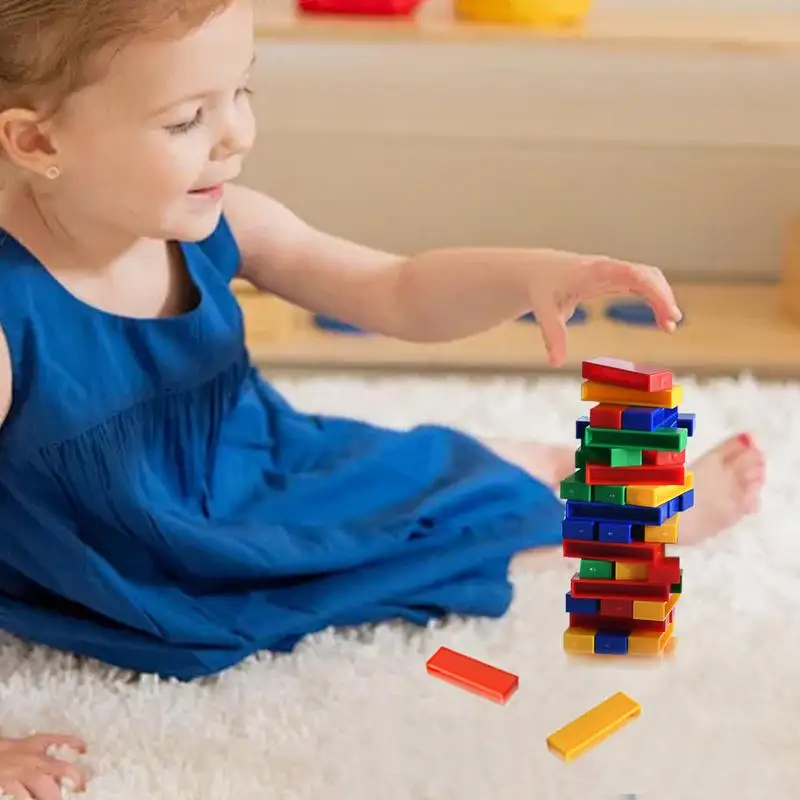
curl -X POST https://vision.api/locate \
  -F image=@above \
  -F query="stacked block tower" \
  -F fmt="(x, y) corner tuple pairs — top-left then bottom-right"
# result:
(560, 357), (695, 658)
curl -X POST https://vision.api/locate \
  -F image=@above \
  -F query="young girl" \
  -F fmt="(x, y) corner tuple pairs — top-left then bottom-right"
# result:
(0, 0), (764, 691)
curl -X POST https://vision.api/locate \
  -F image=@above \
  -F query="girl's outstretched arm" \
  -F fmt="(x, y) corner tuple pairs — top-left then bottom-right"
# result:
(224, 184), (680, 364)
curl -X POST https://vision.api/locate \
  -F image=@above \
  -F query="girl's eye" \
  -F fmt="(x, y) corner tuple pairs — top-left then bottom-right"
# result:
(166, 109), (203, 135)
(237, 85), (254, 98)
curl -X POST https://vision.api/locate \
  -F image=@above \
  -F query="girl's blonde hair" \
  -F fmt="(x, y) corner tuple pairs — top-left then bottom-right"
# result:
(0, 0), (236, 117)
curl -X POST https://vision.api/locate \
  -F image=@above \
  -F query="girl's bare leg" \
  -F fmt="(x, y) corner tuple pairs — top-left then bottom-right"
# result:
(482, 433), (765, 571)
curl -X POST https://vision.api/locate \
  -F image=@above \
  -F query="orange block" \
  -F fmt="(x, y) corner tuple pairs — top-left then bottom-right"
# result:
(426, 646), (519, 704)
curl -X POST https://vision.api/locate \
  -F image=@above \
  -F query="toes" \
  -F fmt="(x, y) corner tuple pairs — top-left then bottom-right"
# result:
(740, 463), (765, 486)
(707, 435), (749, 466)
(726, 445), (764, 474)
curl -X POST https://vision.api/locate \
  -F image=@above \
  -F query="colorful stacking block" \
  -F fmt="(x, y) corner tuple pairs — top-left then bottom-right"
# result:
(546, 691), (642, 761)
(581, 357), (672, 392)
(426, 646), (519, 704)
(561, 357), (694, 659)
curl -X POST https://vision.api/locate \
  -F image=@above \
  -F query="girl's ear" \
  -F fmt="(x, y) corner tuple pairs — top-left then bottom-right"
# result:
(0, 108), (59, 178)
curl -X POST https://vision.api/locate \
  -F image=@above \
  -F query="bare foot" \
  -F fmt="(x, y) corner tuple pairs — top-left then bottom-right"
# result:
(680, 433), (764, 544)
(484, 431), (765, 559)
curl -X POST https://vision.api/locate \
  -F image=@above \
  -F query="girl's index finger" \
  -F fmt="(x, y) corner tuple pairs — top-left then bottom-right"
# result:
(623, 263), (682, 331)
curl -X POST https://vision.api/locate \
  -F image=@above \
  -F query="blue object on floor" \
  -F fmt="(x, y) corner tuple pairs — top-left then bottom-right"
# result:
(519, 305), (588, 325)
(604, 300), (684, 327)
(313, 314), (366, 334)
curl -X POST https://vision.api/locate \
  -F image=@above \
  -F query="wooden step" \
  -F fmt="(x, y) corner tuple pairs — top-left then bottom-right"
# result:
(235, 281), (800, 378)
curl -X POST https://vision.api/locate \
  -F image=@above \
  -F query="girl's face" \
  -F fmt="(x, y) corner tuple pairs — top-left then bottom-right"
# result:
(41, 0), (256, 243)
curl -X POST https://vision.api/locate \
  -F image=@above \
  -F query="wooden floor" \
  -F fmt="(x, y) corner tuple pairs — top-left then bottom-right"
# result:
(237, 282), (800, 379)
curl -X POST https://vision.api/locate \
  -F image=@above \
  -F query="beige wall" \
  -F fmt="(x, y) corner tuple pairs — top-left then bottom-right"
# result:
(245, 0), (800, 280)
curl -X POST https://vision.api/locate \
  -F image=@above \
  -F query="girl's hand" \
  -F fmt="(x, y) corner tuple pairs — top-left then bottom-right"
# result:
(527, 250), (683, 367)
(0, 733), (87, 799)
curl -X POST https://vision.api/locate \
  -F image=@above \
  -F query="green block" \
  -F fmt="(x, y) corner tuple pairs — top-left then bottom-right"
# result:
(579, 559), (614, 579)
(579, 445), (643, 467)
(671, 570), (683, 594)
(584, 426), (687, 453)
(560, 471), (592, 501)
(593, 484), (627, 504)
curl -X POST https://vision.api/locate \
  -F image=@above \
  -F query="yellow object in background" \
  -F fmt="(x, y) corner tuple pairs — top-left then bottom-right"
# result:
(455, 0), (591, 26)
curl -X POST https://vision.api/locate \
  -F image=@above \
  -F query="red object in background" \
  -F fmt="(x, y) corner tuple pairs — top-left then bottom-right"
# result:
(298, 0), (424, 15)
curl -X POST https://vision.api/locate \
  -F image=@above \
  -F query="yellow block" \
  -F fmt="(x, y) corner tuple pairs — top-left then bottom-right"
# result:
(633, 593), (679, 622)
(644, 518), (679, 544)
(546, 691), (642, 762)
(615, 562), (648, 581)
(581, 381), (682, 409)
(626, 472), (694, 507)
(563, 626), (596, 655)
(455, 0), (591, 24)
(628, 622), (675, 656)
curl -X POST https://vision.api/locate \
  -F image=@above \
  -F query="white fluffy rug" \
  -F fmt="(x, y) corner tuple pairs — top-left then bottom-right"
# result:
(2, 372), (798, 800)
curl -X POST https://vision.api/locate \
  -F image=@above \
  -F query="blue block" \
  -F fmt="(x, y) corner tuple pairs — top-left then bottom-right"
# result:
(678, 489), (695, 512)
(667, 497), (680, 517)
(564, 499), (672, 526)
(663, 407), (679, 428)
(595, 629), (629, 655)
(621, 406), (665, 431)
(562, 519), (596, 540)
(677, 413), (695, 435)
(565, 593), (600, 614)
(576, 416), (590, 439)
(597, 521), (634, 543)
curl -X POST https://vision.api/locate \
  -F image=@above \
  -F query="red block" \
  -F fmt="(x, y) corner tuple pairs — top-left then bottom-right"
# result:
(599, 598), (634, 617)
(569, 611), (673, 634)
(589, 403), (627, 429)
(582, 357), (673, 392)
(571, 574), (671, 602)
(563, 539), (665, 564)
(426, 646), (518, 705)
(643, 449), (686, 465)
(647, 556), (681, 585)
(584, 464), (686, 486)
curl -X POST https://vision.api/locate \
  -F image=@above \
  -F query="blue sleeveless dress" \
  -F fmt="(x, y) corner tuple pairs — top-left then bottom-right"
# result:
(0, 217), (564, 679)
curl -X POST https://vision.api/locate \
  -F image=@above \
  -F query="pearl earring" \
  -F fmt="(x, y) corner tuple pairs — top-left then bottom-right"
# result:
(45, 165), (61, 180)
